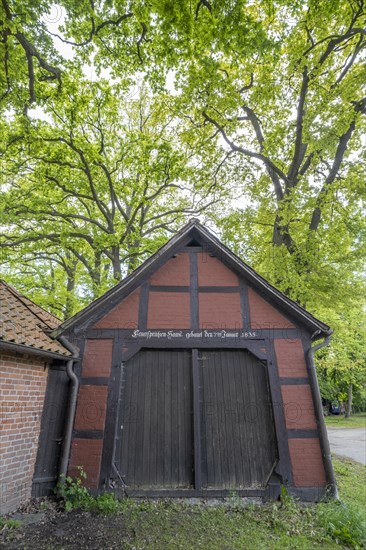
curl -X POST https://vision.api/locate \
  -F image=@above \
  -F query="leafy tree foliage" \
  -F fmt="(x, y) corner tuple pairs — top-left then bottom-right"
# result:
(170, 0), (366, 293)
(0, 80), (227, 316)
(163, 0), (366, 406)
(0, 0), (365, 405)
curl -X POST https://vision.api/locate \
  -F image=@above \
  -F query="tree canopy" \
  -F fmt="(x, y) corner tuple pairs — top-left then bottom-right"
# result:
(1, 0), (365, 407)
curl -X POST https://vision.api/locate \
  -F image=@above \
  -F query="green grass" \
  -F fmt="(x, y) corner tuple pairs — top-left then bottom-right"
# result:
(117, 468), (366, 550)
(333, 455), (366, 506)
(11, 456), (360, 550)
(316, 456), (366, 549)
(118, 497), (339, 550)
(0, 517), (21, 530)
(325, 412), (366, 429)
(59, 456), (363, 550)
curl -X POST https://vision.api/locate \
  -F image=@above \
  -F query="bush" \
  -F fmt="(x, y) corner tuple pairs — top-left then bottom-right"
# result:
(55, 467), (120, 514)
(91, 493), (120, 514)
(55, 467), (93, 512)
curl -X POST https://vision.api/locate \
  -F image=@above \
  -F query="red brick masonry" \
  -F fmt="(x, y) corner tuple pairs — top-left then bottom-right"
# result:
(275, 339), (308, 378)
(0, 351), (48, 514)
(150, 253), (190, 286)
(82, 339), (113, 377)
(95, 289), (140, 329)
(199, 292), (242, 328)
(74, 386), (108, 431)
(69, 438), (103, 488)
(248, 287), (295, 329)
(288, 438), (326, 486)
(148, 292), (191, 329)
(281, 385), (317, 430)
(198, 255), (239, 286)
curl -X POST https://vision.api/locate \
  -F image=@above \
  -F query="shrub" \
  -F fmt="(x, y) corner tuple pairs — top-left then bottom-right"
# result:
(55, 467), (93, 512)
(92, 493), (119, 514)
(55, 467), (121, 514)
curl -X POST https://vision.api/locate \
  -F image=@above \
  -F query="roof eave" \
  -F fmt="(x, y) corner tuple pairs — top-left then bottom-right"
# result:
(0, 340), (71, 360)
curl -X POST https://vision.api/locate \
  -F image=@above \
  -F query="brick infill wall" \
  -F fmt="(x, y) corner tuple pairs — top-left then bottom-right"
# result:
(0, 351), (48, 514)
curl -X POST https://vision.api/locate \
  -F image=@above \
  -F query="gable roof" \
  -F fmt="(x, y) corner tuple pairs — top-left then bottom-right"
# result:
(0, 280), (71, 358)
(53, 219), (331, 338)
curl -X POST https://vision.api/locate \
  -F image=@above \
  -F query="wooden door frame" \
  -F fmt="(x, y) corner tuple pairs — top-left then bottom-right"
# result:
(100, 340), (289, 497)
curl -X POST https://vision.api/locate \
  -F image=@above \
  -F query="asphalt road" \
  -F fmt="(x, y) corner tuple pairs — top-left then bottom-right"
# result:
(327, 427), (366, 465)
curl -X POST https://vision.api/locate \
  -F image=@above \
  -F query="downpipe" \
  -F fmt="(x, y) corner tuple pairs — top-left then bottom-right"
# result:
(58, 335), (80, 481)
(308, 331), (339, 499)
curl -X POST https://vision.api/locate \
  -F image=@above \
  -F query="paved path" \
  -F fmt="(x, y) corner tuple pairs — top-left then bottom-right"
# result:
(327, 427), (366, 465)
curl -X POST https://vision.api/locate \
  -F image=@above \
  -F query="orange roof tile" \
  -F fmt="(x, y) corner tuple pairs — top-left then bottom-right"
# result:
(0, 281), (71, 357)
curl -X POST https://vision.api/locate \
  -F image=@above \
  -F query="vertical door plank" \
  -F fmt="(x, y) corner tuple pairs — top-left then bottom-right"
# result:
(192, 349), (202, 490)
(115, 350), (193, 489)
(200, 350), (278, 489)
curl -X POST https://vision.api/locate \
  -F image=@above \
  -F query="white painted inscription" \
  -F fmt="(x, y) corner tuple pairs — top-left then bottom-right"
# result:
(131, 329), (257, 340)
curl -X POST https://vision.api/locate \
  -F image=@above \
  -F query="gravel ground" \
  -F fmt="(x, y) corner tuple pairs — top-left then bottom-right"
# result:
(0, 500), (133, 550)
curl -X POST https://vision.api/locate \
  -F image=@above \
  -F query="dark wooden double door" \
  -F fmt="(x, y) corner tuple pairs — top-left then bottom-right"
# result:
(114, 349), (278, 491)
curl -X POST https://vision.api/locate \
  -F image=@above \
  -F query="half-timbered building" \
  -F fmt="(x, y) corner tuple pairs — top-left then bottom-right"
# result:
(34, 219), (336, 501)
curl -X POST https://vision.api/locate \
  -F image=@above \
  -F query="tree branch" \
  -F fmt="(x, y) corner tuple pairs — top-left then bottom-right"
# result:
(309, 98), (365, 231)
(13, 207), (110, 234)
(45, 12), (133, 47)
(238, 73), (254, 94)
(14, 31), (61, 106)
(136, 22), (149, 63)
(202, 110), (287, 200)
(195, 0), (212, 20)
(287, 67), (309, 186)
(42, 136), (112, 225)
(95, 161), (129, 222)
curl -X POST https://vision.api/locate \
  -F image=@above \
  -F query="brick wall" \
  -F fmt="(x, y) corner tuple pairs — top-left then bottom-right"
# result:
(199, 292), (242, 328)
(197, 255), (239, 286)
(0, 351), (48, 514)
(147, 292), (190, 328)
(275, 339), (308, 378)
(281, 385), (317, 429)
(94, 289), (140, 329)
(81, 339), (113, 378)
(288, 438), (326, 486)
(74, 386), (108, 431)
(68, 338), (112, 488)
(248, 287), (295, 329)
(150, 253), (190, 285)
(69, 439), (103, 487)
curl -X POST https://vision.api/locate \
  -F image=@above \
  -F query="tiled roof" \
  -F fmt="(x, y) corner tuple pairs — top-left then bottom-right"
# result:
(0, 281), (71, 357)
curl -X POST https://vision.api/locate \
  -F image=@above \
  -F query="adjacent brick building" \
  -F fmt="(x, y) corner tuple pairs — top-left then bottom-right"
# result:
(0, 281), (70, 514)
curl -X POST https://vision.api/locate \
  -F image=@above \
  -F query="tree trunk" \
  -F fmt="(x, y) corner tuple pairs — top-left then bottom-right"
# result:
(89, 251), (102, 298)
(272, 214), (295, 253)
(345, 383), (353, 419)
(64, 261), (77, 320)
(111, 245), (122, 281)
(127, 238), (141, 274)
(50, 262), (55, 293)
